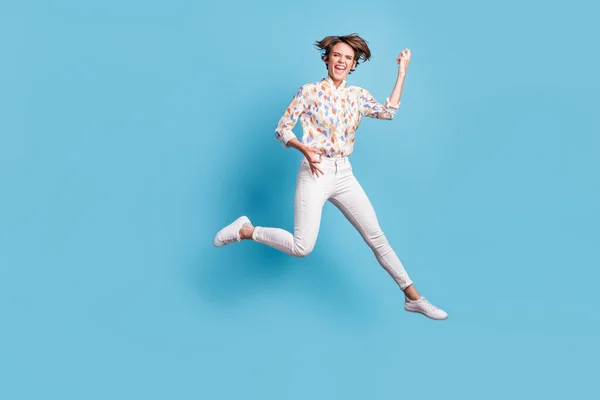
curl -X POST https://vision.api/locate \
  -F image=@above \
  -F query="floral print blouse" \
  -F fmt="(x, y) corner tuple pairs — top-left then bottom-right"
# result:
(275, 76), (399, 158)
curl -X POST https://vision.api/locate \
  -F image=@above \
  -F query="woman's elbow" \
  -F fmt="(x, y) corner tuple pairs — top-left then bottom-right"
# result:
(377, 113), (394, 121)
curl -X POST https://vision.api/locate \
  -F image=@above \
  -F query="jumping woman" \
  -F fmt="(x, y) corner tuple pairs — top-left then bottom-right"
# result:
(213, 34), (448, 320)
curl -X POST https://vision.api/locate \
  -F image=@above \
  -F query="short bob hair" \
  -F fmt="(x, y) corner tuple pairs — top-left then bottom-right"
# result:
(314, 33), (372, 73)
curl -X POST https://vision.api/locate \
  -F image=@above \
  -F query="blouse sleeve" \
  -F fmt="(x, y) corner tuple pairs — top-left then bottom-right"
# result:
(358, 88), (399, 120)
(275, 86), (308, 147)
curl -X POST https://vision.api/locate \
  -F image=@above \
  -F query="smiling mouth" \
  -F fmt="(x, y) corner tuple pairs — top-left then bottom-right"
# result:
(334, 65), (346, 72)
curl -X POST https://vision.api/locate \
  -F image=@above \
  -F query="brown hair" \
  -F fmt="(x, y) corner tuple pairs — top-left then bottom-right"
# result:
(314, 34), (372, 73)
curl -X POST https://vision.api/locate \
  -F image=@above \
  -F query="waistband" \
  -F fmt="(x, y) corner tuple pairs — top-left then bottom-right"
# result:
(302, 155), (350, 166)
(320, 156), (349, 165)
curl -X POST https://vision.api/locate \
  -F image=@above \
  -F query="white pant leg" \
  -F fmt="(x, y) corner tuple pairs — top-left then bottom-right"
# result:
(328, 160), (413, 290)
(252, 159), (332, 257)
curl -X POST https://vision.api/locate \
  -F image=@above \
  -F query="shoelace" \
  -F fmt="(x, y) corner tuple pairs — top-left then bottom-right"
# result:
(421, 298), (438, 311)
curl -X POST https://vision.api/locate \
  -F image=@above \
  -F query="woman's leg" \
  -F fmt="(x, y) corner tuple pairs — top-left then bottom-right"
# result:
(249, 160), (330, 257)
(328, 169), (414, 291)
(329, 167), (448, 319)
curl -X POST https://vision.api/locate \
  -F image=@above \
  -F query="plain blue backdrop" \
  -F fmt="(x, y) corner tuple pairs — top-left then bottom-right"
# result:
(1, 1), (599, 399)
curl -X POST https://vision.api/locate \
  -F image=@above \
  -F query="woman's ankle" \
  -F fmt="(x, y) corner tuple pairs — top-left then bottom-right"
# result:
(403, 284), (421, 301)
(239, 225), (255, 240)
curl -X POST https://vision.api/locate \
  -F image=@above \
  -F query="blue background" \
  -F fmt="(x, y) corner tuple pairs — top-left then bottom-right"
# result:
(1, 0), (599, 398)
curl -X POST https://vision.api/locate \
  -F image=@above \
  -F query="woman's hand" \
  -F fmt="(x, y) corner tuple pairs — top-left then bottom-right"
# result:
(397, 48), (411, 76)
(303, 147), (324, 177)
(285, 138), (324, 177)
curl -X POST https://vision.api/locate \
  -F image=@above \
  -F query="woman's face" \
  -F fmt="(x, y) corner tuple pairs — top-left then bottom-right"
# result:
(326, 42), (357, 83)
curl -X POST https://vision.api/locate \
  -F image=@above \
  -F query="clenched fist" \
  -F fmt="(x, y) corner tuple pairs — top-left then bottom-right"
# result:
(396, 48), (411, 76)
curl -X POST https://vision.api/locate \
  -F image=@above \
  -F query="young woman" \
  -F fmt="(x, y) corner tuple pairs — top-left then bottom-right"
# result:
(213, 34), (447, 320)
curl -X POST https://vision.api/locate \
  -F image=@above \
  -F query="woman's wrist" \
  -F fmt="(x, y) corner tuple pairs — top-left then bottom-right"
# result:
(297, 142), (309, 155)
(287, 138), (308, 154)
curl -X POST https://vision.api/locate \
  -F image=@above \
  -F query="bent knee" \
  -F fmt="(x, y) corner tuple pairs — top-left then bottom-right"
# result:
(292, 241), (315, 258)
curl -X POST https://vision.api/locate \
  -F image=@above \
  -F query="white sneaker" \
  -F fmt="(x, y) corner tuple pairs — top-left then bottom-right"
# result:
(404, 297), (448, 320)
(213, 216), (252, 247)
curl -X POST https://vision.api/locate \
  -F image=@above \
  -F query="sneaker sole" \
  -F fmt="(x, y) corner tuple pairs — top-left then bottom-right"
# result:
(404, 306), (448, 320)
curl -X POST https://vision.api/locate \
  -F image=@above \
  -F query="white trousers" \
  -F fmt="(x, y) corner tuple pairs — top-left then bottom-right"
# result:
(252, 156), (413, 290)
